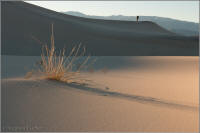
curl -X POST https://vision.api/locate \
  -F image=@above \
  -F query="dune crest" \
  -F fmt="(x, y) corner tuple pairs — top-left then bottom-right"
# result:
(2, 1), (199, 56)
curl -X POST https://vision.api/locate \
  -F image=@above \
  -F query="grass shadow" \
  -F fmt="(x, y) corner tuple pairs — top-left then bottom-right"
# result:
(47, 79), (199, 112)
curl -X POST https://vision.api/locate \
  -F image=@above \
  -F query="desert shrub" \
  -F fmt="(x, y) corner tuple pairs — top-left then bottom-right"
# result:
(37, 23), (93, 84)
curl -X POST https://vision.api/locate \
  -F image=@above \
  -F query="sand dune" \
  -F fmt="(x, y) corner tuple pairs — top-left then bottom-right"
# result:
(1, 55), (198, 132)
(2, 78), (197, 111)
(1, 1), (199, 132)
(2, 1), (198, 56)
(1, 77), (198, 132)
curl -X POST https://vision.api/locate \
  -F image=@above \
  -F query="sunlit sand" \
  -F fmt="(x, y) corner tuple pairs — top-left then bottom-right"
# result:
(1, 1), (199, 132)
(2, 56), (198, 132)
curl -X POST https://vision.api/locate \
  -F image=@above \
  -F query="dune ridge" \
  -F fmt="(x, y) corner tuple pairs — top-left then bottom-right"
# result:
(2, 1), (199, 56)
(2, 78), (198, 111)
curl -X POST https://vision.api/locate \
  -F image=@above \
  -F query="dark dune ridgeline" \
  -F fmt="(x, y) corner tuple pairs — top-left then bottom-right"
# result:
(2, 1), (199, 56)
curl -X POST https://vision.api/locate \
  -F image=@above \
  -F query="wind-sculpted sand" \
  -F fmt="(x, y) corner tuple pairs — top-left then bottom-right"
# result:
(2, 1), (199, 56)
(1, 1), (199, 132)
(1, 56), (199, 132)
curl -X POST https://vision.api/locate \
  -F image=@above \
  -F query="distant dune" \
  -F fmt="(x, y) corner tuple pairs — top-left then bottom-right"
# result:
(2, 1), (199, 56)
(64, 11), (199, 36)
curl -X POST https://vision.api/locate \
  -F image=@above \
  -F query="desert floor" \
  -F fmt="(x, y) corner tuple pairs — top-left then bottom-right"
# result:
(1, 56), (199, 132)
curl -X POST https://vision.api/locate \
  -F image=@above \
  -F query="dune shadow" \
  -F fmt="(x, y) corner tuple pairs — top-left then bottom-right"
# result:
(48, 80), (198, 112)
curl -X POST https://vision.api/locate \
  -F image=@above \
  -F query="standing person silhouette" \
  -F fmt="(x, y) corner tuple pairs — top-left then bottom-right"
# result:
(136, 16), (139, 22)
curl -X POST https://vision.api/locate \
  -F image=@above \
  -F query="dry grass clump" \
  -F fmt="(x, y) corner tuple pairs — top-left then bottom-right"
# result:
(37, 24), (92, 84)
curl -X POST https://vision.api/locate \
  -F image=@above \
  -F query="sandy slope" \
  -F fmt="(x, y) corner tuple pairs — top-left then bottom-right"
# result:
(1, 78), (198, 132)
(2, 1), (198, 56)
(1, 56), (199, 132)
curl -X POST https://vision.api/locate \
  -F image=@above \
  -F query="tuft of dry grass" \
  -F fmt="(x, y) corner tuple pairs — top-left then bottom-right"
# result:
(37, 23), (92, 84)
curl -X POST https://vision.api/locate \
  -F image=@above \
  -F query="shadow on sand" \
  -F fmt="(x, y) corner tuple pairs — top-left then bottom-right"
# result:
(48, 80), (198, 112)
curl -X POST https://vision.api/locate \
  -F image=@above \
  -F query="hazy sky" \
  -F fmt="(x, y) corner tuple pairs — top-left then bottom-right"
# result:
(27, 1), (199, 23)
